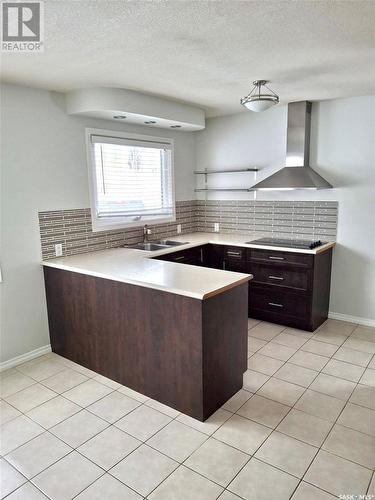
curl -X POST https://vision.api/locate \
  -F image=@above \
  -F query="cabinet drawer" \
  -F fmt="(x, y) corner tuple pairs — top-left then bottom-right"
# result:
(249, 249), (313, 268)
(223, 246), (246, 261)
(156, 246), (203, 264)
(251, 263), (311, 291)
(250, 287), (310, 319)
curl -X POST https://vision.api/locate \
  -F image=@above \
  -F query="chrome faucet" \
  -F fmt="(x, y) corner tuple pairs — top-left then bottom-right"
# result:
(143, 224), (151, 243)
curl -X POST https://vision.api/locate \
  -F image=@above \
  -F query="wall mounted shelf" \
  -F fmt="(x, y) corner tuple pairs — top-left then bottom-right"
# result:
(194, 167), (258, 174)
(195, 188), (254, 192)
(194, 167), (259, 194)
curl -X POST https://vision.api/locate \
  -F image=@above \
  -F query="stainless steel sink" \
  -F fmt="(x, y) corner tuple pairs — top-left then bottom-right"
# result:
(126, 243), (170, 251)
(155, 240), (188, 246)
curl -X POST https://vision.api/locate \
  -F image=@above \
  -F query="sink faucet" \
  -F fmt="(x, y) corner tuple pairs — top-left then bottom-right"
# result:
(143, 224), (151, 243)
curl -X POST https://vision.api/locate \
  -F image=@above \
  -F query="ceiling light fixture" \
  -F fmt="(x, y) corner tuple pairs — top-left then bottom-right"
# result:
(170, 125), (181, 128)
(240, 80), (279, 112)
(113, 115), (127, 119)
(144, 120), (156, 124)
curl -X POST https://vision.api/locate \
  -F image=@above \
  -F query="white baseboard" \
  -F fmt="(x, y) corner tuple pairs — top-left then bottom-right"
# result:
(0, 344), (51, 372)
(328, 311), (375, 328)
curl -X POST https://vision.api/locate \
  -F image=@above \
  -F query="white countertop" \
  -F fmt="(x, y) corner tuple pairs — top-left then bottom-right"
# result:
(42, 232), (335, 300)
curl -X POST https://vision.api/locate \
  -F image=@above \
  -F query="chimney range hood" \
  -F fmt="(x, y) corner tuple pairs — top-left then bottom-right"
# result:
(251, 101), (333, 190)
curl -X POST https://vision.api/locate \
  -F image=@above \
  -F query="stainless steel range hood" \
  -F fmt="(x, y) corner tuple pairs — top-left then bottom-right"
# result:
(251, 101), (333, 190)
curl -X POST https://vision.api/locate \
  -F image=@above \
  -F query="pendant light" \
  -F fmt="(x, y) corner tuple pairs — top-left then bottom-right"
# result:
(241, 80), (279, 112)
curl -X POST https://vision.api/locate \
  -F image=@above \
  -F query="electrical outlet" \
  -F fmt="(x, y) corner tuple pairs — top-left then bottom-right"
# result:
(214, 222), (220, 232)
(177, 224), (182, 234)
(55, 243), (63, 257)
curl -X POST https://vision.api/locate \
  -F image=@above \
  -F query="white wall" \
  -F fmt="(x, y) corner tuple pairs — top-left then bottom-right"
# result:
(196, 96), (375, 322)
(0, 83), (196, 363)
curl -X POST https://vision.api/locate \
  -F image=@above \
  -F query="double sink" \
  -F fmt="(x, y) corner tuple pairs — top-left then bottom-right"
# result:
(126, 240), (188, 251)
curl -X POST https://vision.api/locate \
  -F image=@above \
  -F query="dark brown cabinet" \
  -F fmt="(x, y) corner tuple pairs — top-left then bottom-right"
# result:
(154, 243), (333, 332)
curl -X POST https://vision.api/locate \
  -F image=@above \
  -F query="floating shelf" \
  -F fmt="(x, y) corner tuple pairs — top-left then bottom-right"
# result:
(194, 167), (258, 174)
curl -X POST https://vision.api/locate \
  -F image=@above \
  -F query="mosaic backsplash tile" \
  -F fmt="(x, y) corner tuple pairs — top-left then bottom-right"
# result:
(39, 200), (338, 259)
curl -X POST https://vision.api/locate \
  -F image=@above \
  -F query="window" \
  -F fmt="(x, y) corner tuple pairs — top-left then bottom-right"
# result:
(86, 129), (175, 231)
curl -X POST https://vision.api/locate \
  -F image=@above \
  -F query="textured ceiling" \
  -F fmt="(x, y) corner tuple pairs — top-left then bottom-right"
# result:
(1, 0), (375, 116)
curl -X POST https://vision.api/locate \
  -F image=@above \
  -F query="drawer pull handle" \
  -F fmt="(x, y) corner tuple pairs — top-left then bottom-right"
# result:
(268, 302), (284, 308)
(227, 251), (241, 257)
(175, 256), (185, 261)
(269, 256), (285, 260)
(268, 275), (284, 281)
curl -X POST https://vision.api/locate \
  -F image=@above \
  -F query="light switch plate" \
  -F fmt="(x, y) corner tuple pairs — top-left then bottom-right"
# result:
(55, 243), (63, 257)
(177, 224), (182, 234)
(214, 222), (220, 232)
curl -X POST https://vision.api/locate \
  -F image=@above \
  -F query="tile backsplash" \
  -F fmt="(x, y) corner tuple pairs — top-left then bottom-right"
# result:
(39, 200), (338, 259)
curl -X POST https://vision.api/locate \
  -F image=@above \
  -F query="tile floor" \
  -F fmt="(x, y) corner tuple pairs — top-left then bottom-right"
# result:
(1, 318), (375, 499)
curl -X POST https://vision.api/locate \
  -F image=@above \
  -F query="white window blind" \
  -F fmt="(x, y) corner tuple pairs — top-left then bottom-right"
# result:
(87, 131), (175, 231)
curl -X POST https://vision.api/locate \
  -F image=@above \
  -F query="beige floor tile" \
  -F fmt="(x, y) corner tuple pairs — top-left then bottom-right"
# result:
(5, 432), (71, 479)
(228, 457), (298, 500)
(242, 370), (269, 392)
(302, 339), (338, 357)
(289, 350), (329, 371)
(32, 451), (103, 500)
(4, 384), (56, 413)
(5, 482), (49, 499)
(65, 362), (98, 378)
(185, 438), (249, 487)
(247, 336), (268, 353)
(91, 374), (121, 389)
(318, 319), (356, 336)
(149, 465), (223, 500)
(147, 421), (207, 462)
(360, 368), (375, 387)
(255, 431), (318, 478)
(274, 363), (318, 388)
(282, 327), (313, 340)
(0, 458), (27, 498)
(248, 322), (284, 341)
(368, 356), (375, 369)
(0, 400), (21, 425)
(338, 402), (375, 437)
(351, 325), (375, 343)
(237, 394), (290, 428)
(273, 332), (307, 349)
(222, 389), (252, 412)
(213, 414), (271, 454)
(87, 391), (141, 423)
(78, 425), (140, 470)
(322, 424), (375, 469)
(350, 384), (375, 410)
(75, 474), (141, 500)
(313, 331), (348, 346)
(50, 410), (108, 448)
(257, 342), (297, 361)
(42, 369), (88, 393)
(63, 379), (113, 407)
(111, 444), (178, 496)
(0, 367), (18, 379)
(257, 377), (305, 406)
(177, 408), (232, 436)
(322, 359), (365, 382)
(342, 337), (375, 354)
(310, 373), (356, 400)
(0, 415), (44, 455)
(277, 409), (333, 446)
(16, 359), (66, 381)
(218, 491), (243, 500)
(145, 398), (180, 418)
(0, 372), (36, 398)
(248, 318), (261, 330)
(333, 346), (373, 367)
(291, 481), (338, 499)
(115, 404), (172, 441)
(247, 353), (284, 376)
(368, 474), (375, 495)
(304, 450), (372, 497)
(26, 396), (81, 428)
(117, 385), (149, 402)
(294, 389), (345, 422)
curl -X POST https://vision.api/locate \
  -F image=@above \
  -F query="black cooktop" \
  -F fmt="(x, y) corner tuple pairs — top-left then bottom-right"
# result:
(249, 237), (324, 250)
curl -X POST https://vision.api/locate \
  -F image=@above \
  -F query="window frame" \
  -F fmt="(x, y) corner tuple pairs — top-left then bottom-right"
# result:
(85, 128), (176, 232)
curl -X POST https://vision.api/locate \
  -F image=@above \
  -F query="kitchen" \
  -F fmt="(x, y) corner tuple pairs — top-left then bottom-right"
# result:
(1, 2), (375, 499)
